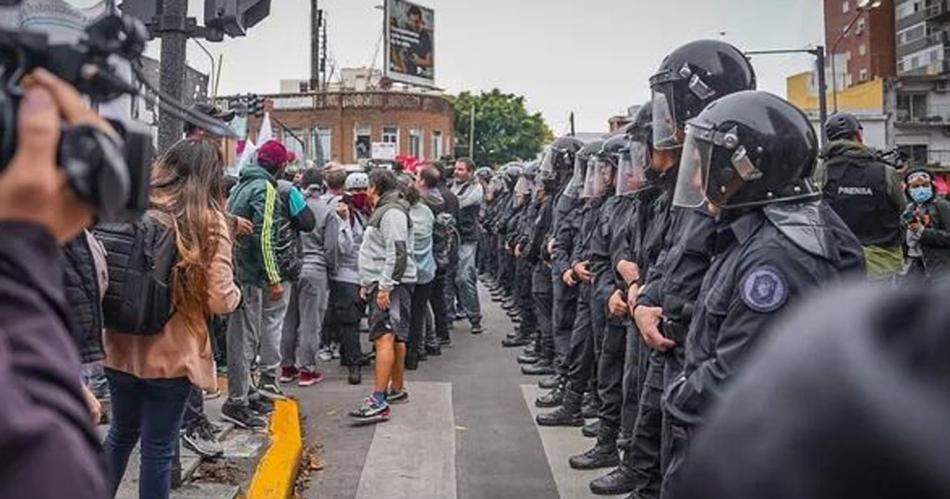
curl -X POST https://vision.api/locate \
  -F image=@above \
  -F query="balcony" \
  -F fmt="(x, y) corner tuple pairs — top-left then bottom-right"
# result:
(899, 30), (950, 58)
(895, 101), (950, 126)
(926, 0), (950, 21)
(899, 58), (950, 76)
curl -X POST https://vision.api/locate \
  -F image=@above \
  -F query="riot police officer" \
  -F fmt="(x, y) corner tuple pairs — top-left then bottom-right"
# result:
(818, 112), (906, 280)
(592, 39), (758, 498)
(660, 90), (864, 497)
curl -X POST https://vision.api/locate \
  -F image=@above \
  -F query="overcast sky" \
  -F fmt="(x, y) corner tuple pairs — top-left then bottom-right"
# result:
(156, 0), (824, 133)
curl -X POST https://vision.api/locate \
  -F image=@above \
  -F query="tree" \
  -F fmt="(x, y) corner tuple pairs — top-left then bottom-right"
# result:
(450, 89), (553, 166)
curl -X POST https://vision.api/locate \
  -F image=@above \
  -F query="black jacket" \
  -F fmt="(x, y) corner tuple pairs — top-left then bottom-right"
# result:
(61, 235), (104, 363)
(664, 201), (865, 429)
(903, 196), (950, 276)
(0, 223), (109, 498)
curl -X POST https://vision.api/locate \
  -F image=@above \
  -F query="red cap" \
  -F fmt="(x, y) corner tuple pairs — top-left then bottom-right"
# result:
(257, 140), (288, 168)
(286, 151), (297, 163)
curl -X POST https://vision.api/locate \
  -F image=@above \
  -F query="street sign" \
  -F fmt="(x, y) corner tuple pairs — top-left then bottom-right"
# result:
(372, 142), (397, 160)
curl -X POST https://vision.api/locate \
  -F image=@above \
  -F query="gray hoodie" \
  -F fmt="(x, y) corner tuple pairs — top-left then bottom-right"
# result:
(358, 190), (417, 290)
(300, 189), (340, 277)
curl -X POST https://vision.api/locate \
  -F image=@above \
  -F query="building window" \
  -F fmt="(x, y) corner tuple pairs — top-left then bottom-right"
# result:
(355, 125), (371, 160)
(856, 18), (866, 35)
(898, 144), (929, 166)
(897, 93), (928, 121)
(382, 126), (399, 152)
(431, 130), (444, 159)
(282, 129), (306, 164)
(409, 128), (423, 158)
(859, 68), (869, 81)
(859, 43), (867, 56)
(842, 0), (849, 13)
(312, 126), (332, 166)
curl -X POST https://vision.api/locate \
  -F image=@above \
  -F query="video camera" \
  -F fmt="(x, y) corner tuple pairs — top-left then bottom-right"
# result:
(0, 12), (234, 222)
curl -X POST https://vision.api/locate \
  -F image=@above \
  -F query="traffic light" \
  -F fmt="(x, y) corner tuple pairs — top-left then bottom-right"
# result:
(204, 0), (271, 38)
(246, 94), (265, 118)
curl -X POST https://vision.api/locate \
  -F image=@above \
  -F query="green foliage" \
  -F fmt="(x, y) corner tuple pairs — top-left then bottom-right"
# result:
(449, 89), (553, 166)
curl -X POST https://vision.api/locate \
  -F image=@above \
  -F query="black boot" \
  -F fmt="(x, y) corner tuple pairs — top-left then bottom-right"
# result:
(405, 353), (419, 371)
(569, 425), (619, 470)
(502, 332), (532, 348)
(538, 374), (562, 389)
(535, 382), (564, 408)
(589, 465), (636, 496)
(347, 365), (362, 385)
(581, 393), (602, 419)
(582, 419), (601, 438)
(536, 389), (584, 427)
(517, 352), (540, 364)
(522, 359), (556, 375)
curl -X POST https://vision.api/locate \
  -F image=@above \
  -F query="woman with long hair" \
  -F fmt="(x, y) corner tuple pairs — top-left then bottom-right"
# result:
(103, 138), (241, 499)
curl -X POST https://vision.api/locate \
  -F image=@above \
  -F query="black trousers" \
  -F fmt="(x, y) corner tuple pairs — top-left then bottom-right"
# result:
(553, 278), (578, 375)
(516, 259), (536, 330)
(532, 265), (554, 361)
(408, 280), (434, 356)
(596, 319), (627, 431)
(565, 283), (594, 395)
(325, 280), (363, 367)
(430, 272), (452, 342)
(620, 324), (647, 440)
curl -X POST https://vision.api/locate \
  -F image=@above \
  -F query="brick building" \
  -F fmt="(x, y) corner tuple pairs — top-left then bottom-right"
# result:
(825, 0), (896, 90)
(244, 88), (455, 166)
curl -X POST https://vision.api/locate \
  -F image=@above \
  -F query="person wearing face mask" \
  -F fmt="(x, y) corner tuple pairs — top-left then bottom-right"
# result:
(902, 169), (950, 279)
(818, 113), (906, 281)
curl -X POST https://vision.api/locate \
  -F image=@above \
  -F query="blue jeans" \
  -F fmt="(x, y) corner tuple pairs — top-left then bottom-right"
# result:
(454, 242), (481, 325)
(104, 369), (191, 499)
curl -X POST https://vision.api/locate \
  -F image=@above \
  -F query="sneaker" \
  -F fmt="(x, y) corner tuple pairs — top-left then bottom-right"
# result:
(221, 402), (267, 430)
(201, 418), (225, 435)
(349, 395), (391, 421)
(298, 369), (325, 387)
(203, 388), (222, 400)
(317, 347), (333, 362)
(181, 421), (224, 458)
(279, 366), (299, 383)
(249, 396), (275, 416)
(258, 376), (286, 400)
(331, 343), (341, 359)
(471, 323), (484, 335)
(438, 337), (452, 347)
(386, 388), (409, 404)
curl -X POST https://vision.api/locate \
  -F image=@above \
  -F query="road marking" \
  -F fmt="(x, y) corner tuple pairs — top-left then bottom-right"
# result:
(355, 381), (457, 499)
(521, 385), (626, 499)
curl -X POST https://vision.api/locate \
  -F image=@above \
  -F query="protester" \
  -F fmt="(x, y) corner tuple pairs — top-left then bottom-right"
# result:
(224, 140), (288, 429)
(103, 138), (242, 499)
(452, 158), (485, 334)
(400, 173), (436, 370)
(418, 165), (456, 350)
(0, 69), (110, 499)
(324, 167), (369, 385)
(902, 169), (950, 279)
(350, 169), (417, 422)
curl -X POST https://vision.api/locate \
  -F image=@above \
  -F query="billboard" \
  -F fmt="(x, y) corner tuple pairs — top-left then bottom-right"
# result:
(385, 0), (435, 87)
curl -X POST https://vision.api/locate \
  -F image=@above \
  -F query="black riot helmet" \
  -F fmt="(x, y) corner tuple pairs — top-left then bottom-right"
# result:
(501, 162), (523, 191)
(650, 39), (757, 150)
(673, 91), (819, 210)
(569, 140), (604, 199)
(824, 112), (863, 142)
(540, 136), (585, 176)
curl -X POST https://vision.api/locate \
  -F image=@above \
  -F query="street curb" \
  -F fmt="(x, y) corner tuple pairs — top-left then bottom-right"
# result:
(247, 399), (303, 499)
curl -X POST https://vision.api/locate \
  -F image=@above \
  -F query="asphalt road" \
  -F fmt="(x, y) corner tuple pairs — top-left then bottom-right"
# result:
(288, 283), (624, 499)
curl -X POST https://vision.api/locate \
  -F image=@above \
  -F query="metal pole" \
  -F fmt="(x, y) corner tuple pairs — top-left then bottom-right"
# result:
(570, 112), (575, 136)
(815, 45), (829, 146)
(214, 54), (223, 99)
(158, 0), (188, 153)
(311, 0), (319, 90)
(191, 39), (215, 101)
(469, 103), (476, 159)
(831, 51), (838, 113)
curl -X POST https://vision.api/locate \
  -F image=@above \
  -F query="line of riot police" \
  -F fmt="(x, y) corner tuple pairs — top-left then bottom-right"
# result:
(476, 38), (869, 499)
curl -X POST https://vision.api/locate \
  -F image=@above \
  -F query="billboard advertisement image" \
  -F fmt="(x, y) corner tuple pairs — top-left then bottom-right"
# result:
(385, 0), (435, 87)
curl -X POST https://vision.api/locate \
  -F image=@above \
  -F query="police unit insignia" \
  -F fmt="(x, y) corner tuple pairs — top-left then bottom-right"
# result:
(741, 266), (788, 313)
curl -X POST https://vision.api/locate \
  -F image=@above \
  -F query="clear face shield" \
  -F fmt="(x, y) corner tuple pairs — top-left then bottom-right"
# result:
(538, 148), (554, 175)
(563, 155), (587, 198)
(652, 85), (681, 151)
(514, 175), (535, 197)
(581, 156), (613, 199)
(488, 176), (506, 199)
(616, 141), (649, 196)
(672, 124), (714, 208)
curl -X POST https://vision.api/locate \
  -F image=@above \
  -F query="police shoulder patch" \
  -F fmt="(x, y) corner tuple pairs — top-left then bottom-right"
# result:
(740, 265), (788, 313)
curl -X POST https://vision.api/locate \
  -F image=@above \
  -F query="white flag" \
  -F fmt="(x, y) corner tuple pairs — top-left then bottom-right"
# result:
(236, 139), (257, 174)
(256, 112), (273, 145)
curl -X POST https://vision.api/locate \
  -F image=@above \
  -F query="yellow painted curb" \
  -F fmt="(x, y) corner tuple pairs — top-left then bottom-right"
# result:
(247, 399), (303, 499)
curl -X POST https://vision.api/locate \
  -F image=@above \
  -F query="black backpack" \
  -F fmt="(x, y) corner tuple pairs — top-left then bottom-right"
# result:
(432, 212), (459, 274)
(94, 213), (178, 335)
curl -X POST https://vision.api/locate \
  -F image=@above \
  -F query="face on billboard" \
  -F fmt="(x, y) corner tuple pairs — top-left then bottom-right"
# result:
(387, 0), (435, 86)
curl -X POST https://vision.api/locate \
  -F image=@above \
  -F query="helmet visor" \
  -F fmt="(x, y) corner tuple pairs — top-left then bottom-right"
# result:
(514, 176), (535, 196)
(581, 156), (613, 199)
(652, 86), (682, 150)
(539, 148), (554, 174)
(616, 141), (649, 196)
(563, 155), (586, 198)
(672, 127), (713, 209)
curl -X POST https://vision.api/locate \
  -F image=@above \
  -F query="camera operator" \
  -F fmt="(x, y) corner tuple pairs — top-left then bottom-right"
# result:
(0, 68), (112, 498)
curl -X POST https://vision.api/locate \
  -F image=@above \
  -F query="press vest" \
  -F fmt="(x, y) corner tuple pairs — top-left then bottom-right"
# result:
(822, 158), (902, 248)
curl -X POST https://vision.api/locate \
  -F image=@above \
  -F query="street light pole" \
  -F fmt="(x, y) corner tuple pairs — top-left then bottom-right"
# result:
(469, 104), (476, 159)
